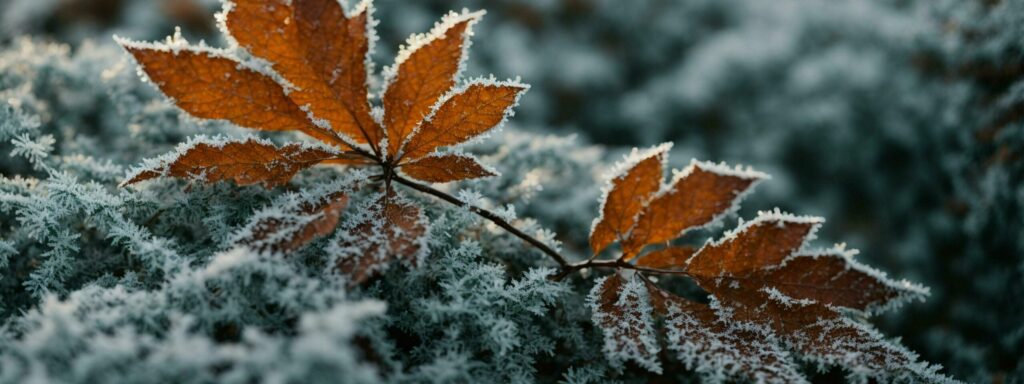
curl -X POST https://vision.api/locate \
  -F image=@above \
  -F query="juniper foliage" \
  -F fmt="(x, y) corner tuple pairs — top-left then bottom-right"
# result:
(0, 0), (1020, 382)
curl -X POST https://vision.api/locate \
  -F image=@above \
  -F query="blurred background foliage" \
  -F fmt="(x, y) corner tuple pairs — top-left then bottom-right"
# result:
(1, 0), (1021, 381)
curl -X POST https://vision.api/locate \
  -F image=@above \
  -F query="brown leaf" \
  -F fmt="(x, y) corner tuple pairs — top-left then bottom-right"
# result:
(644, 281), (805, 384)
(384, 13), (481, 158)
(337, 191), (428, 285)
(118, 43), (344, 147)
(635, 246), (695, 270)
(702, 284), (927, 381)
(588, 273), (662, 373)
(684, 213), (820, 278)
(238, 192), (349, 253)
(589, 146), (667, 255)
(123, 138), (338, 188)
(622, 162), (763, 259)
(399, 153), (496, 183)
(758, 252), (923, 312)
(399, 82), (527, 160)
(225, 0), (382, 146)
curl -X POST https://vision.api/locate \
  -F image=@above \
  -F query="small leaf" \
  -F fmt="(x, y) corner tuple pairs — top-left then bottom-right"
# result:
(237, 192), (350, 253)
(123, 137), (339, 188)
(588, 274), (662, 373)
(623, 162), (763, 258)
(384, 11), (482, 158)
(645, 281), (806, 384)
(399, 153), (496, 183)
(589, 145), (667, 255)
(399, 82), (527, 160)
(337, 190), (428, 285)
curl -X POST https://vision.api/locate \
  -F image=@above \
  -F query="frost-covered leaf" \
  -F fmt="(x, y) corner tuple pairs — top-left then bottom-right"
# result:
(123, 137), (339, 188)
(622, 160), (765, 258)
(399, 153), (496, 183)
(704, 286), (950, 383)
(587, 273), (661, 373)
(383, 11), (481, 158)
(223, 0), (381, 146)
(581, 144), (953, 382)
(336, 190), (428, 285)
(116, 39), (344, 147)
(645, 281), (806, 384)
(235, 192), (350, 253)
(399, 81), (529, 161)
(589, 144), (668, 255)
(758, 248), (928, 313)
(682, 211), (946, 382)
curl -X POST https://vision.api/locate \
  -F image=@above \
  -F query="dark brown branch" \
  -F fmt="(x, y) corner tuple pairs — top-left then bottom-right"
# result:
(552, 257), (694, 281)
(393, 175), (570, 267)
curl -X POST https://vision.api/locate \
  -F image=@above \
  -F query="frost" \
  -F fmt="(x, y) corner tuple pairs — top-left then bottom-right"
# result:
(662, 302), (806, 384)
(587, 274), (662, 373)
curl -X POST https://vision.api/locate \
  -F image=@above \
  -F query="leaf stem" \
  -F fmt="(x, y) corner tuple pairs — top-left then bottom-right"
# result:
(392, 175), (693, 281)
(551, 257), (693, 281)
(393, 175), (570, 267)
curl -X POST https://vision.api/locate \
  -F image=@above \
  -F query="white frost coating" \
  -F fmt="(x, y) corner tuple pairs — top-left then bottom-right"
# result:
(588, 143), (672, 242)
(353, 0), (379, 101)
(662, 303), (807, 384)
(229, 188), (352, 254)
(586, 275), (662, 374)
(329, 190), (430, 279)
(741, 289), (960, 384)
(397, 76), (530, 158)
(120, 134), (340, 187)
(684, 159), (771, 181)
(213, 0), (236, 46)
(196, 247), (258, 281)
(380, 8), (484, 98)
(687, 208), (824, 268)
(786, 244), (930, 315)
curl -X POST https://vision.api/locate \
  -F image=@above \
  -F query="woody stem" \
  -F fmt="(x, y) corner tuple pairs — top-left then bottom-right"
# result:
(392, 175), (570, 267)
(550, 258), (693, 281)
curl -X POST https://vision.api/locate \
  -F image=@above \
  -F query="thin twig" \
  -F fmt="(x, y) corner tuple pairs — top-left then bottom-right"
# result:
(552, 257), (694, 281)
(393, 175), (570, 267)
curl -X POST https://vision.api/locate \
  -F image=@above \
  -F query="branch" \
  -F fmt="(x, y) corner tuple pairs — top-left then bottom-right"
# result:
(552, 257), (694, 281)
(393, 175), (570, 267)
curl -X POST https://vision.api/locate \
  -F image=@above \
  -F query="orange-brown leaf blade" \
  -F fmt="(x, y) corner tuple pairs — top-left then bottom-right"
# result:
(589, 145), (668, 255)
(336, 190), (428, 286)
(587, 274), (662, 373)
(622, 161), (765, 259)
(400, 81), (528, 161)
(123, 137), (339, 188)
(383, 11), (482, 157)
(237, 193), (349, 253)
(116, 42), (342, 146)
(685, 212), (820, 278)
(760, 251), (927, 313)
(399, 153), (496, 183)
(225, 0), (382, 146)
